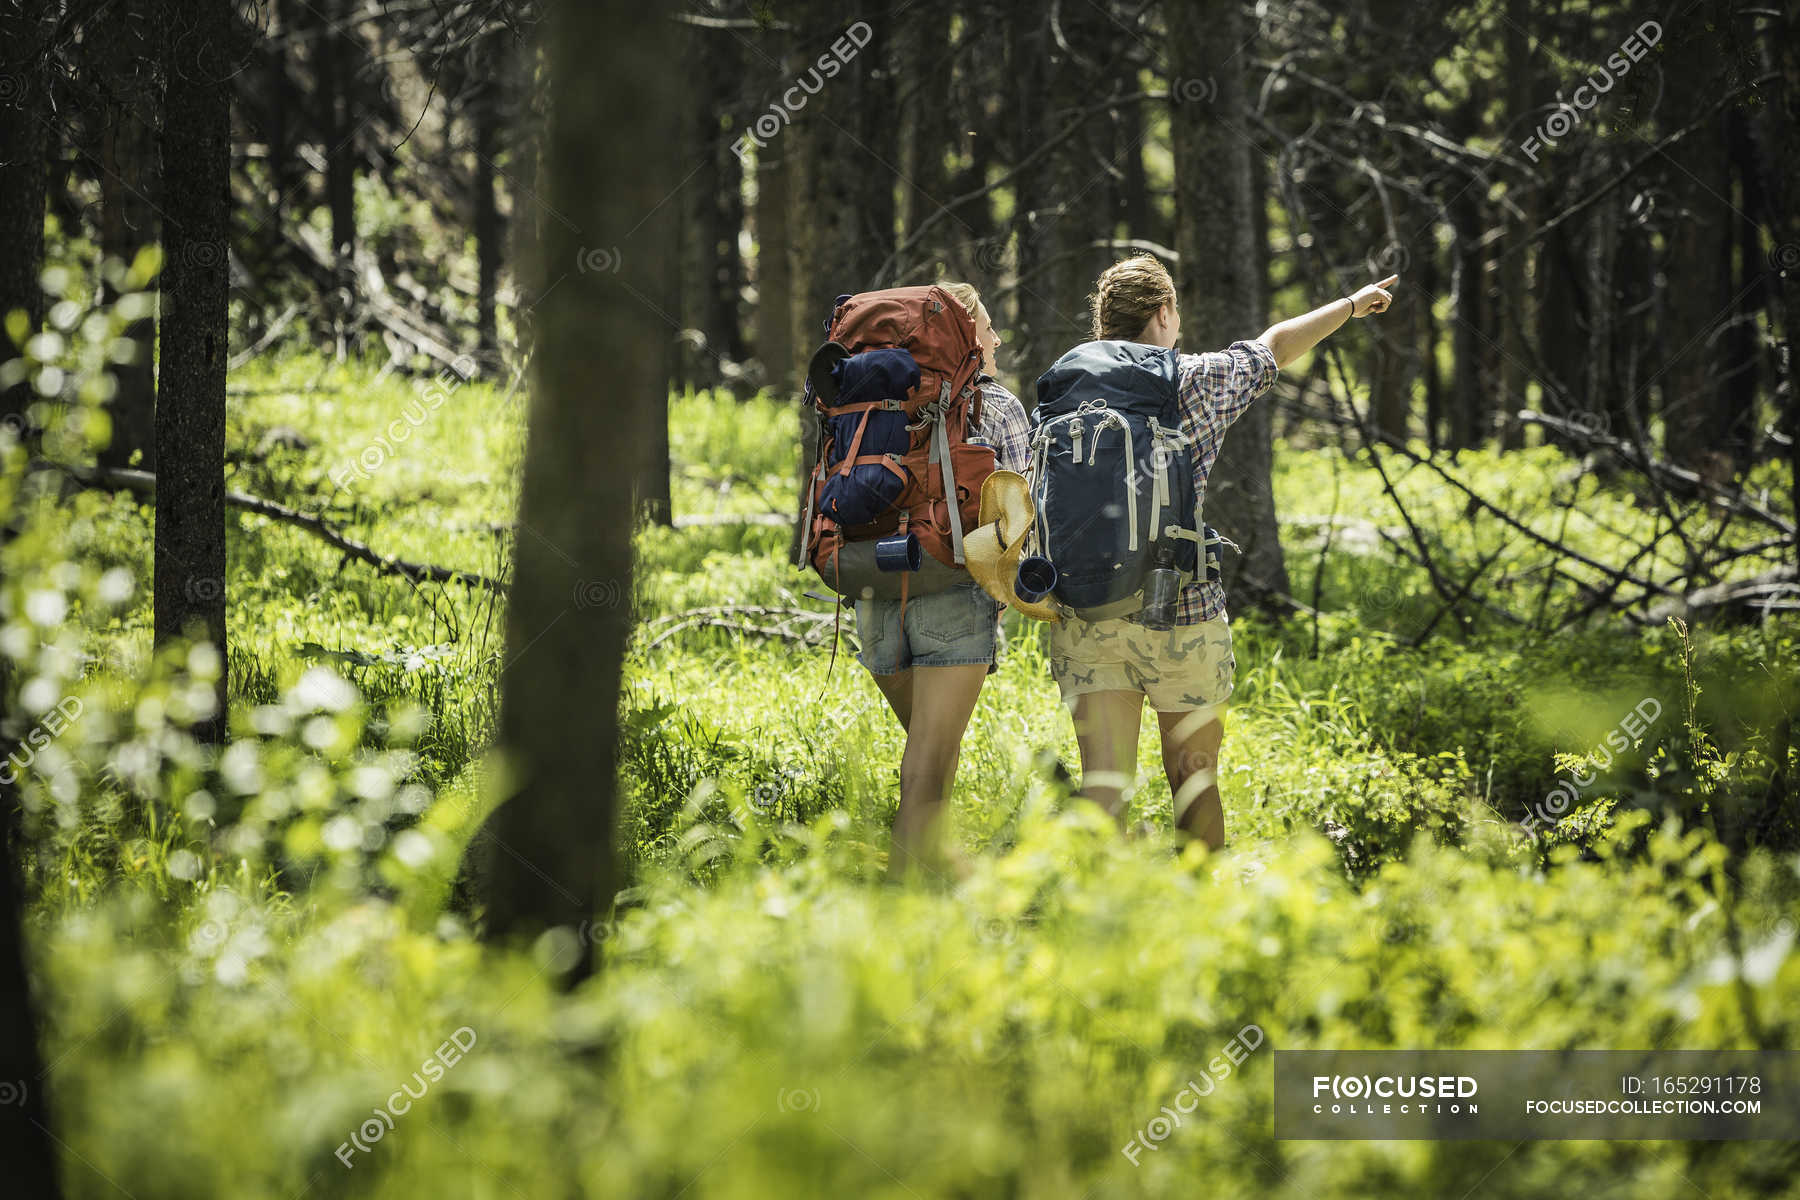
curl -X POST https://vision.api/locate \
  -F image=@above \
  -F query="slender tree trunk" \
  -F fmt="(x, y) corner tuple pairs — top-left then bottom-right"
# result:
(1420, 235), (1444, 452)
(470, 0), (676, 968)
(1496, 0), (1532, 450)
(1167, 0), (1289, 607)
(0, 3), (50, 433)
(95, 0), (160, 471)
(899, 0), (954, 246)
(754, 145), (794, 393)
(1749, 0), (1800, 567)
(472, 30), (506, 366)
(155, 0), (232, 745)
(0, 737), (59, 1197)
(319, 0), (357, 266)
(1723, 108), (1765, 468)
(1447, 181), (1484, 450)
(1659, 1), (1734, 477)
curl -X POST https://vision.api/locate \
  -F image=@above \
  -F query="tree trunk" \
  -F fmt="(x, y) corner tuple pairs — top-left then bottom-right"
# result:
(899, 0), (954, 250)
(1167, 0), (1289, 607)
(95, 0), (160, 471)
(472, 30), (507, 367)
(0, 3), (50, 434)
(1497, 0), (1532, 451)
(1749, 0), (1800, 567)
(155, 0), (232, 745)
(753, 145), (794, 393)
(319, 0), (357, 267)
(470, 0), (676, 969)
(0, 724), (59, 1197)
(1659, 2), (1734, 476)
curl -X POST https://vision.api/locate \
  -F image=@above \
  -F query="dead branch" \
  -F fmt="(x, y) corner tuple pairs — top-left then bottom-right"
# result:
(41, 461), (505, 593)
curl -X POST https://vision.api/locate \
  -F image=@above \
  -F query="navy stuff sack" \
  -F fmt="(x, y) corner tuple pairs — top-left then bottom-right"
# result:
(818, 347), (920, 527)
(1030, 341), (1201, 620)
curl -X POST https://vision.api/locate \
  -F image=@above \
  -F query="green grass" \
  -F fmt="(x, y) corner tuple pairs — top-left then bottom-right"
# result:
(8, 339), (1800, 1197)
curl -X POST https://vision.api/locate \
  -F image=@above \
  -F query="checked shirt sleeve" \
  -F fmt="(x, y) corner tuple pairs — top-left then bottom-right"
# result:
(1174, 339), (1279, 444)
(1169, 339), (1279, 626)
(974, 378), (1033, 474)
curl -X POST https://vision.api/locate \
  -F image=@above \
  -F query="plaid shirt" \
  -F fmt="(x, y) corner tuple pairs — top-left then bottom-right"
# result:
(972, 375), (1031, 474)
(1170, 339), (1279, 624)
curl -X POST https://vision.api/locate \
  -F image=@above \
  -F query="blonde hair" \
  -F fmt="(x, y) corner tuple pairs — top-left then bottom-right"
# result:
(938, 281), (989, 329)
(1089, 254), (1176, 341)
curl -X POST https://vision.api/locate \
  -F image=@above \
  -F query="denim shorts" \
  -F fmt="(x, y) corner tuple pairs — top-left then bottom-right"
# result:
(854, 579), (1000, 675)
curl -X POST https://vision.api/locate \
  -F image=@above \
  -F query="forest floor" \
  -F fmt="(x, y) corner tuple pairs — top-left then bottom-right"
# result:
(21, 352), (1800, 1197)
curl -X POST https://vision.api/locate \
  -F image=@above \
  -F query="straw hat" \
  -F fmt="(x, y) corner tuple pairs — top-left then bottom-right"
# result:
(964, 470), (1062, 622)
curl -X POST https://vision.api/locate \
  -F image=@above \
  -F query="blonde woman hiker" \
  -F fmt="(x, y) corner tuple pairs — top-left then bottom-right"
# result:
(800, 281), (1030, 879)
(1015, 254), (1397, 848)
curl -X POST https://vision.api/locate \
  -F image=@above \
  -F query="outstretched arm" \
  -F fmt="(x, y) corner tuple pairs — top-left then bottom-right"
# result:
(1256, 274), (1398, 369)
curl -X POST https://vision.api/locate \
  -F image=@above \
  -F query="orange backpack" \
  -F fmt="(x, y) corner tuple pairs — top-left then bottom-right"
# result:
(801, 286), (995, 601)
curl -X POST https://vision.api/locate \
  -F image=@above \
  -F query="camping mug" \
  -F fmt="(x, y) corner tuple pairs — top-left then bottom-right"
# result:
(1014, 555), (1058, 603)
(875, 531), (922, 572)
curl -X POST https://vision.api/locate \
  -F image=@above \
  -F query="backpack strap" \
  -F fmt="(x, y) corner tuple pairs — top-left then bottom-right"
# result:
(924, 380), (967, 565)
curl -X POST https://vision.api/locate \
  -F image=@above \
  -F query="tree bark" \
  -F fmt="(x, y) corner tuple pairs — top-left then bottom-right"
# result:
(94, 0), (161, 471)
(1659, 2), (1735, 476)
(318, 0), (357, 270)
(1167, 0), (1289, 607)
(155, 0), (232, 745)
(471, 28), (507, 366)
(469, 0), (676, 969)
(753, 144), (794, 393)
(0, 722), (59, 1196)
(0, 3), (51, 434)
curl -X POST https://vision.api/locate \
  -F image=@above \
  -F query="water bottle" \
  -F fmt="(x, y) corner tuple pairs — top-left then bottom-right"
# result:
(1139, 543), (1180, 630)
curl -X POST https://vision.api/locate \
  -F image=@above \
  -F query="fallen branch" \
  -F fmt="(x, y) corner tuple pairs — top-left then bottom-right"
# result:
(41, 461), (505, 593)
(1518, 410), (1796, 536)
(639, 604), (847, 652)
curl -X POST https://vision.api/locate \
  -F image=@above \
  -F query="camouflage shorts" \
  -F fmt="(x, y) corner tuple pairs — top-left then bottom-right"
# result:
(1048, 614), (1234, 712)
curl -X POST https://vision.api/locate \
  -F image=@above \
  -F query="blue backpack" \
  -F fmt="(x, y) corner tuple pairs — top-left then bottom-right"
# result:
(1030, 341), (1215, 621)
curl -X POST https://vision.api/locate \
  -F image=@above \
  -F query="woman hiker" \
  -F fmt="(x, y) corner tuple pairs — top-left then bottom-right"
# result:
(1044, 255), (1398, 849)
(854, 282), (1031, 880)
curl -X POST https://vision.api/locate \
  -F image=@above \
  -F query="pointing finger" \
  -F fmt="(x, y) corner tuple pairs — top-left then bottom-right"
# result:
(1375, 274), (1400, 289)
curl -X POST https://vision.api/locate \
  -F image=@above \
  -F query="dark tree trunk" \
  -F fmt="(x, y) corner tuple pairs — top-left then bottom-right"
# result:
(684, 25), (747, 385)
(1005, 5), (1054, 368)
(1608, 209), (1655, 442)
(1168, 0), (1289, 607)
(754, 145), (794, 393)
(95, 0), (160, 471)
(155, 0), (232, 745)
(0, 728), (59, 1197)
(0, 3), (50, 433)
(1496, 0), (1532, 450)
(1536, 220), (1587, 439)
(472, 30), (507, 366)
(319, 0), (357, 264)
(1420, 235), (1444, 452)
(1749, 0), (1800, 567)
(1723, 108), (1765, 468)
(899, 0), (954, 249)
(1659, 2), (1735, 477)
(470, 0), (676, 968)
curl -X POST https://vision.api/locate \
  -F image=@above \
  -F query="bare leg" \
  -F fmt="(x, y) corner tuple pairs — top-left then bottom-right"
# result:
(888, 663), (987, 880)
(1159, 705), (1226, 850)
(1069, 689), (1144, 825)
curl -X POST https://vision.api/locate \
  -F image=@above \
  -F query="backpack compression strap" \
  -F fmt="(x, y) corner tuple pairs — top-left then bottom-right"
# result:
(924, 380), (967, 565)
